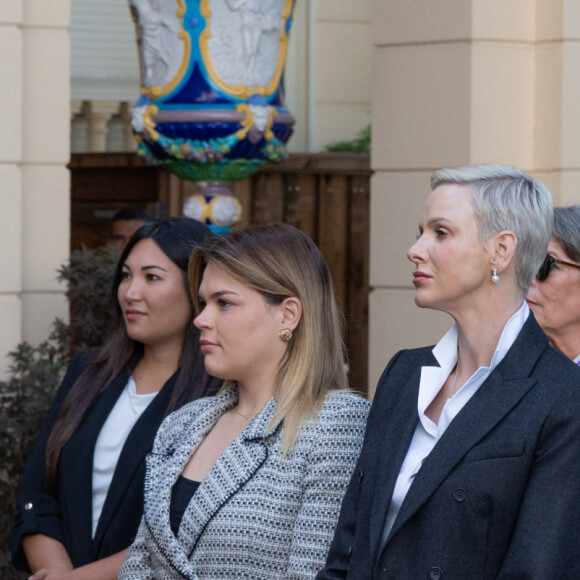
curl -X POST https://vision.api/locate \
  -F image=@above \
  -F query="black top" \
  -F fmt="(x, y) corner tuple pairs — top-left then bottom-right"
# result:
(170, 476), (201, 535)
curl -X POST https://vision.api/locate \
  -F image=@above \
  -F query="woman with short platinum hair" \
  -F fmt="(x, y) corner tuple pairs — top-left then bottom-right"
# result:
(318, 164), (580, 579)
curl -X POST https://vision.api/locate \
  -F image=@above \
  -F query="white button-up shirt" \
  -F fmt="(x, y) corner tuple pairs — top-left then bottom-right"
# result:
(382, 301), (530, 543)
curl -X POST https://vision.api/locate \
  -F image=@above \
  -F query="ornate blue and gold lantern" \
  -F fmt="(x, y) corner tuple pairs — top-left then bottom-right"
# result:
(129, 0), (296, 231)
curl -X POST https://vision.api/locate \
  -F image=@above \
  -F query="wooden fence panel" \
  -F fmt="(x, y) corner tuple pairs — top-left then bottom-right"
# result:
(345, 175), (370, 392)
(318, 174), (349, 310)
(241, 155), (371, 393)
(252, 172), (285, 224)
(70, 152), (371, 393)
(283, 173), (318, 239)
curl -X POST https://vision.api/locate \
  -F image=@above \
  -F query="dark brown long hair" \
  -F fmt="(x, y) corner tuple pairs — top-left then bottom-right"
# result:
(45, 218), (220, 481)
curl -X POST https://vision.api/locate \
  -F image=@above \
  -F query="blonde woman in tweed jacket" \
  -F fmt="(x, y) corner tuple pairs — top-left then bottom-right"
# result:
(119, 224), (370, 580)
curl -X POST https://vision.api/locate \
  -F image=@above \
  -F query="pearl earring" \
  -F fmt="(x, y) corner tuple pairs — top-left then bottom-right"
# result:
(491, 267), (499, 284)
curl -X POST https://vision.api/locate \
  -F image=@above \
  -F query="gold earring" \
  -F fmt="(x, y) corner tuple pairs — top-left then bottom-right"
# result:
(278, 328), (293, 342)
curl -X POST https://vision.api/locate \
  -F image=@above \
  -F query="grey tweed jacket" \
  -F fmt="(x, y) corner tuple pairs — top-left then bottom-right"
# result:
(119, 385), (370, 580)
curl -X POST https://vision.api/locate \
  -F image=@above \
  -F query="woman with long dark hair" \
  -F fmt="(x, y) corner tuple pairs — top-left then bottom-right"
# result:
(11, 218), (219, 580)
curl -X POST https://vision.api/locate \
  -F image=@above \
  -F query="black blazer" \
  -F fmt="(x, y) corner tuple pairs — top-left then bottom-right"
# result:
(11, 354), (178, 570)
(318, 314), (580, 579)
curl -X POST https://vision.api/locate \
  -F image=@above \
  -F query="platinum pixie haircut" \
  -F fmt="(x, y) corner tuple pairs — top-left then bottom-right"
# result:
(431, 164), (553, 294)
(553, 205), (580, 263)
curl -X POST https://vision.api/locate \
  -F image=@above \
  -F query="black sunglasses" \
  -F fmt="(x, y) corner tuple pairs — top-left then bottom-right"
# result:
(536, 255), (580, 281)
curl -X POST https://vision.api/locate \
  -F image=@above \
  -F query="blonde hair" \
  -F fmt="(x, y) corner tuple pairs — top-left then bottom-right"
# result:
(431, 164), (553, 293)
(189, 224), (348, 452)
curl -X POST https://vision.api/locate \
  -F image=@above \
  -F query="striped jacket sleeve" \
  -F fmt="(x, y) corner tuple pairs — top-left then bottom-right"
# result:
(286, 393), (370, 579)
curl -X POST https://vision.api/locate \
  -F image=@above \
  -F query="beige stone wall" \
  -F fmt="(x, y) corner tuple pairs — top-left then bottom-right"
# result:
(0, 0), (70, 378)
(282, 0), (310, 152)
(0, 3), (22, 377)
(534, 0), (580, 205)
(369, 0), (580, 395)
(314, 0), (372, 150)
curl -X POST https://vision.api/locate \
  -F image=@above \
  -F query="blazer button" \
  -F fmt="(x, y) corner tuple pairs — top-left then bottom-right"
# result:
(348, 545), (353, 558)
(428, 567), (442, 579)
(359, 468), (364, 482)
(24, 503), (34, 510)
(453, 488), (467, 502)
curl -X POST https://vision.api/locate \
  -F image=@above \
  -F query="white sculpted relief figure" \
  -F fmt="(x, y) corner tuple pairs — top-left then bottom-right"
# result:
(208, 0), (286, 88)
(130, 0), (184, 89)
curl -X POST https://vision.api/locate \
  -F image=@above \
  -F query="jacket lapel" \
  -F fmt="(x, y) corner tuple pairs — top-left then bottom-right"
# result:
(143, 387), (277, 577)
(179, 397), (276, 557)
(385, 315), (548, 545)
(367, 361), (423, 562)
(60, 366), (131, 562)
(92, 371), (177, 553)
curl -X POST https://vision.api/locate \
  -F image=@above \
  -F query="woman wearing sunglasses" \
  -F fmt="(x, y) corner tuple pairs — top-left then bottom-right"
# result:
(527, 206), (580, 364)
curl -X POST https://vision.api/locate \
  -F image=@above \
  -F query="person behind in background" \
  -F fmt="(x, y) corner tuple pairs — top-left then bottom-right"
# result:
(318, 165), (580, 579)
(12, 218), (220, 580)
(108, 208), (154, 250)
(527, 205), (580, 364)
(120, 224), (370, 580)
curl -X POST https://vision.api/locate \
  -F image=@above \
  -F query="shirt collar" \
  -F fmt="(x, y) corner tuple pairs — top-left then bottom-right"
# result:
(434, 300), (529, 371)
(418, 301), (530, 418)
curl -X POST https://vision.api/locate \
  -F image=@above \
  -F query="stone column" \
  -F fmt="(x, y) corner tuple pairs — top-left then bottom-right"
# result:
(368, 0), (580, 394)
(0, 0), (70, 377)
(0, 2), (24, 376)
(534, 0), (580, 205)
(71, 100), (89, 153)
(88, 101), (119, 152)
(120, 102), (137, 152)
